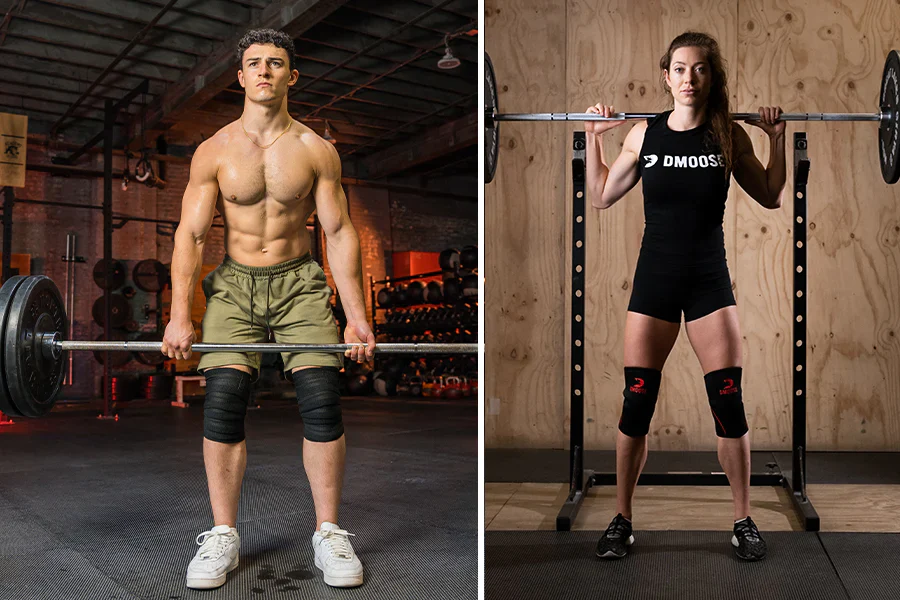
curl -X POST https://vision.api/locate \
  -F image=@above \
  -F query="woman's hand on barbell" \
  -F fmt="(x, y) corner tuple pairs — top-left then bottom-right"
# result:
(585, 104), (627, 135)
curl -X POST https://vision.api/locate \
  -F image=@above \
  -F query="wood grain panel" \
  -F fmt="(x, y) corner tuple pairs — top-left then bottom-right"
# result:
(486, 0), (900, 451)
(485, 0), (569, 447)
(737, 0), (900, 450)
(485, 482), (900, 532)
(485, 482), (800, 531)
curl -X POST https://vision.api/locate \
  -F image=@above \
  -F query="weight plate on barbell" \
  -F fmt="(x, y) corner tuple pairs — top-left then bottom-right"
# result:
(880, 49), (900, 184)
(485, 51), (500, 184)
(0, 276), (28, 417)
(4, 275), (67, 418)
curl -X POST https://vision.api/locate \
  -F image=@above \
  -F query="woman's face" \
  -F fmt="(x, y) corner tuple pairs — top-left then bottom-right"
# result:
(664, 46), (712, 109)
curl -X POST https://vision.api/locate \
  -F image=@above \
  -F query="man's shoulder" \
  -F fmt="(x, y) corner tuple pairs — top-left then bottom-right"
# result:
(291, 123), (340, 174)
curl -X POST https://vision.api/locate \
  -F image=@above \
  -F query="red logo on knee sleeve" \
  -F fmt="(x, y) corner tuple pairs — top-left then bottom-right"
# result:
(629, 378), (646, 394)
(719, 378), (738, 395)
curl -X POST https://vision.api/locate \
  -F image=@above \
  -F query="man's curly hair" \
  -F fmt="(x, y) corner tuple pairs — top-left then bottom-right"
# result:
(237, 28), (296, 72)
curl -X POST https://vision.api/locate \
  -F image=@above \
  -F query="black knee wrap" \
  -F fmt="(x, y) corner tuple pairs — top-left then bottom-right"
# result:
(294, 367), (344, 442)
(704, 367), (748, 438)
(618, 367), (662, 438)
(204, 368), (252, 443)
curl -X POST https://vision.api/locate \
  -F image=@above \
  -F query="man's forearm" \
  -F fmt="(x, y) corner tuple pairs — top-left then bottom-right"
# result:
(327, 227), (367, 325)
(169, 228), (205, 322)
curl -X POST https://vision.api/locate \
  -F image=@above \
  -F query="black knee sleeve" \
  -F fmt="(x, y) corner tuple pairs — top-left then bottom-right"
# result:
(203, 368), (252, 444)
(704, 367), (748, 438)
(294, 367), (344, 442)
(618, 367), (662, 438)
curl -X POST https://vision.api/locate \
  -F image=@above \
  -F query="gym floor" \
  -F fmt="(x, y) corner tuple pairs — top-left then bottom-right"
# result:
(0, 394), (476, 600)
(486, 450), (900, 600)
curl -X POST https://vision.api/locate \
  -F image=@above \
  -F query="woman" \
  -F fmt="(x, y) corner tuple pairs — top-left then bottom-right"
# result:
(587, 31), (785, 562)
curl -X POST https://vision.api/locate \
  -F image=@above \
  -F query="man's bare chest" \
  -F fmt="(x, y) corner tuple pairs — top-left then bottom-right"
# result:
(217, 143), (316, 204)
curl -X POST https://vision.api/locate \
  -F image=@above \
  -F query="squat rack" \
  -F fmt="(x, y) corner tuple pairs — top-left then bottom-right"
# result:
(557, 131), (819, 532)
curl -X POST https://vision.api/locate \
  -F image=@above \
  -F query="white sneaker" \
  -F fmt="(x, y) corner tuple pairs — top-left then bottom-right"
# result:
(185, 524), (240, 589)
(312, 522), (363, 587)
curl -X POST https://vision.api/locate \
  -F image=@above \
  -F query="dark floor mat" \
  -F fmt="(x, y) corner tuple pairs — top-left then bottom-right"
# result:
(0, 397), (476, 600)
(818, 533), (900, 600)
(486, 530), (848, 600)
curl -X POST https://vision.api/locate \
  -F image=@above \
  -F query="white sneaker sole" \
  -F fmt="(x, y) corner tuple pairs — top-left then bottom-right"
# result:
(186, 557), (239, 590)
(315, 555), (363, 588)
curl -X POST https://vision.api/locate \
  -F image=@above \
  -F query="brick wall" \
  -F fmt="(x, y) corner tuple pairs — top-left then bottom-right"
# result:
(387, 191), (477, 253)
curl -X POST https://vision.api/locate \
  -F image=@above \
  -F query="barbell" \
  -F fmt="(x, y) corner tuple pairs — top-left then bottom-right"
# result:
(484, 49), (900, 185)
(0, 275), (477, 419)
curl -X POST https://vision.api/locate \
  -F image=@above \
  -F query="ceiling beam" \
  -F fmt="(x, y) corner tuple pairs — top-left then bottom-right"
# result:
(0, 52), (168, 96)
(31, 0), (234, 41)
(14, 3), (214, 57)
(7, 18), (196, 70)
(362, 112), (475, 179)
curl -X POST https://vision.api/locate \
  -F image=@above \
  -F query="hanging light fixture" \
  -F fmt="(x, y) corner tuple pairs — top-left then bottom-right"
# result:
(438, 33), (461, 69)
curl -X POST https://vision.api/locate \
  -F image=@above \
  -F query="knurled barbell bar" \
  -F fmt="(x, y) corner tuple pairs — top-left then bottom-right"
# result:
(0, 275), (478, 419)
(484, 49), (900, 185)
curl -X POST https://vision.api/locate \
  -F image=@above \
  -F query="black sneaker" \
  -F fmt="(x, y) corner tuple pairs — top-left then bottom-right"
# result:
(596, 513), (634, 559)
(732, 516), (767, 561)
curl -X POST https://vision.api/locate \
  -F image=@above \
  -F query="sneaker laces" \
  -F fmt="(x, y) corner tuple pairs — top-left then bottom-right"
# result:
(319, 528), (356, 560)
(195, 529), (234, 560)
(734, 518), (760, 541)
(605, 516), (630, 540)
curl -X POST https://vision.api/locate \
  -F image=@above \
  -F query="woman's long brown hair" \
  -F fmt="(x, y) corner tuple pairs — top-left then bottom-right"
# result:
(659, 32), (733, 176)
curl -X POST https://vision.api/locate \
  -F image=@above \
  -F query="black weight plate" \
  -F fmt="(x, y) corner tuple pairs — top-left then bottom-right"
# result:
(132, 259), (168, 292)
(132, 331), (166, 366)
(0, 276), (27, 417)
(4, 275), (67, 418)
(485, 51), (500, 184)
(92, 330), (132, 367)
(880, 49), (900, 184)
(92, 258), (126, 290)
(91, 294), (131, 328)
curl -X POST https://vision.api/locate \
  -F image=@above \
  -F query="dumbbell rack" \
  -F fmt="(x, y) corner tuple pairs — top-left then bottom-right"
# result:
(367, 272), (478, 397)
(557, 132), (819, 532)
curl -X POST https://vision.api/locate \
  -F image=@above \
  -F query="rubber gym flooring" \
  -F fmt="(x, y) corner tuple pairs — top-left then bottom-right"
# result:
(0, 394), (476, 600)
(486, 450), (900, 600)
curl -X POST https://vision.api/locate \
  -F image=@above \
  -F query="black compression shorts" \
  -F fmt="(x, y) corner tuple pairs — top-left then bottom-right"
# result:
(627, 251), (735, 323)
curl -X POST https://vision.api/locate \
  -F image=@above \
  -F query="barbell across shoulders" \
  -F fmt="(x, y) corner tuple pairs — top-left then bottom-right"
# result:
(491, 112), (888, 123)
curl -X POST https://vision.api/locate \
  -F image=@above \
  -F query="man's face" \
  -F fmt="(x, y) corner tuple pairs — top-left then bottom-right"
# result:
(238, 43), (298, 103)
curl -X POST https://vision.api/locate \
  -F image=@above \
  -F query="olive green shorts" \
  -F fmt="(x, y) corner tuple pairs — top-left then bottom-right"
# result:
(197, 253), (343, 375)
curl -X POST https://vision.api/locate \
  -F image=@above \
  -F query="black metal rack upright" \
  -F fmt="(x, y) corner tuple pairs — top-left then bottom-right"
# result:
(556, 131), (819, 532)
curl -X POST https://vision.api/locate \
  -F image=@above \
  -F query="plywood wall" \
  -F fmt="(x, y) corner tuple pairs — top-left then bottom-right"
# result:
(485, 0), (900, 450)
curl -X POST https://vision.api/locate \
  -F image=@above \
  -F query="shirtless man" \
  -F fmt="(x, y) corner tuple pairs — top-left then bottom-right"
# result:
(161, 28), (375, 591)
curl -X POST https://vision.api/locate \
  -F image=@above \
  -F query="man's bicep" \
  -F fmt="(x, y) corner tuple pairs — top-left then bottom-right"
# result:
(314, 143), (349, 236)
(180, 145), (219, 238)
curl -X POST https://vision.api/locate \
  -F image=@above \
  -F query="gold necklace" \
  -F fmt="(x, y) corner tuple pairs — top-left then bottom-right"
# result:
(240, 117), (293, 149)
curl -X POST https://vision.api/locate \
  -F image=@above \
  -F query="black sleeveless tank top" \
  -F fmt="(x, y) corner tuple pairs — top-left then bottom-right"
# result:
(637, 110), (731, 260)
